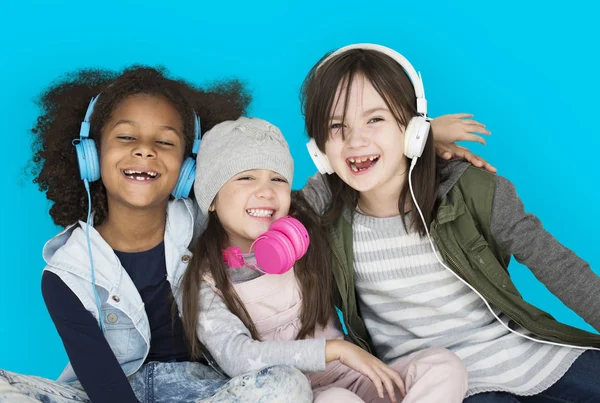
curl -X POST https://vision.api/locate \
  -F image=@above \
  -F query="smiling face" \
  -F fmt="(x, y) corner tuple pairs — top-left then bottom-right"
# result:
(211, 169), (291, 252)
(324, 74), (408, 200)
(98, 94), (185, 212)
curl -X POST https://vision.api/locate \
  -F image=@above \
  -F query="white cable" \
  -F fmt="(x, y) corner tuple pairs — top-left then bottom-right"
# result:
(408, 157), (598, 351)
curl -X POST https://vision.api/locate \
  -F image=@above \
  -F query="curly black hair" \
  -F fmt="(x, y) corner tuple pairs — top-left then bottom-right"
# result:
(31, 66), (251, 227)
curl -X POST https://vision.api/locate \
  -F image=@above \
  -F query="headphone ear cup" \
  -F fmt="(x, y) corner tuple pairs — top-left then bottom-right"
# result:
(254, 231), (296, 274)
(306, 138), (334, 175)
(171, 157), (196, 199)
(269, 216), (309, 260)
(74, 139), (100, 182)
(404, 116), (430, 159)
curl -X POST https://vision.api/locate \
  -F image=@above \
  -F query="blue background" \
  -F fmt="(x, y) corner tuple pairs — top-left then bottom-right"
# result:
(1, 0), (598, 379)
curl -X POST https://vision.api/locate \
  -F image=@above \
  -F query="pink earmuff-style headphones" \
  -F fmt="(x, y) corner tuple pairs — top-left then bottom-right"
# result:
(222, 216), (310, 275)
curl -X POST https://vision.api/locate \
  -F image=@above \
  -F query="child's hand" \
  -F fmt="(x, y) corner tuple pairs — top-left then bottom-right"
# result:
(326, 340), (405, 402)
(431, 113), (497, 173)
(436, 143), (497, 173)
(432, 113), (490, 145)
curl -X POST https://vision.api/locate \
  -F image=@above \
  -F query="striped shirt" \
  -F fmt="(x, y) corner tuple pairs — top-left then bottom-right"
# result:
(350, 209), (583, 397)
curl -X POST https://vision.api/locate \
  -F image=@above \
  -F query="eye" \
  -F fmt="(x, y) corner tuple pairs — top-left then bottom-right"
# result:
(329, 122), (345, 139)
(116, 135), (135, 141)
(236, 176), (253, 181)
(156, 140), (174, 146)
(368, 117), (384, 124)
(272, 177), (288, 183)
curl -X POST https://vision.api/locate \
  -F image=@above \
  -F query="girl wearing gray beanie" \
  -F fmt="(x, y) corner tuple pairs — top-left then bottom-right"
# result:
(180, 117), (469, 402)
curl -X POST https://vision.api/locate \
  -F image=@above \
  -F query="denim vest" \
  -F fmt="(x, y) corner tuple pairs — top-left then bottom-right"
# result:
(42, 199), (198, 382)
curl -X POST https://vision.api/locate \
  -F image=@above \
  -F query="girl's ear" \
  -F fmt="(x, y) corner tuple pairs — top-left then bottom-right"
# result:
(208, 200), (216, 212)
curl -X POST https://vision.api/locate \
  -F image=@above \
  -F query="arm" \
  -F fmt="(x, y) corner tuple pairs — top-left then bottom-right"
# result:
(490, 176), (600, 331)
(42, 272), (139, 403)
(299, 173), (332, 216)
(432, 113), (496, 173)
(198, 282), (405, 400)
(197, 281), (326, 377)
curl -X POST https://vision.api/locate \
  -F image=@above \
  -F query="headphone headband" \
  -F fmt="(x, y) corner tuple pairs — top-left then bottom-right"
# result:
(306, 43), (431, 171)
(317, 43), (427, 116)
(192, 114), (201, 155)
(79, 95), (100, 139)
(79, 94), (202, 152)
(75, 93), (201, 198)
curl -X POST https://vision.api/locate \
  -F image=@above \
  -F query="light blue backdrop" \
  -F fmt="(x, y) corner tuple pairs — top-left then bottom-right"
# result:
(1, 0), (598, 379)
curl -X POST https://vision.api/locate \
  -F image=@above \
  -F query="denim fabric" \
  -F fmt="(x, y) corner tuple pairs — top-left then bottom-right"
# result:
(0, 369), (89, 402)
(464, 350), (600, 403)
(129, 361), (227, 402)
(200, 365), (312, 403)
(41, 199), (200, 381)
(464, 392), (522, 403)
(1, 362), (312, 403)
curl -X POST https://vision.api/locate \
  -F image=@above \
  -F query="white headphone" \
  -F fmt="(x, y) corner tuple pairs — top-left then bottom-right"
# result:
(308, 44), (600, 354)
(306, 43), (430, 174)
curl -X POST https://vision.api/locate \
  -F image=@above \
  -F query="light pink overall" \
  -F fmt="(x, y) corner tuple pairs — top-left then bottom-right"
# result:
(229, 269), (468, 402)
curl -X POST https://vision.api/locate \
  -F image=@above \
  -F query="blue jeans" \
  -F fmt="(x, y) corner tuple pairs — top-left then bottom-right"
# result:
(464, 350), (600, 403)
(0, 362), (312, 402)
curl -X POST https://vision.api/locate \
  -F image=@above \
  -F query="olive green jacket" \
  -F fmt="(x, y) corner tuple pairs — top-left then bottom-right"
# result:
(308, 165), (600, 352)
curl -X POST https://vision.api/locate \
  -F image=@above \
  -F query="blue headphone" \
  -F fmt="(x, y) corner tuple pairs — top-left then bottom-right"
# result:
(73, 94), (201, 333)
(73, 94), (202, 199)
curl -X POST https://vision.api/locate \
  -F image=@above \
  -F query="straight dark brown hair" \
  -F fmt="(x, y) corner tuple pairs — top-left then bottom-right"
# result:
(301, 48), (445, 235)
(181, 190), (334, 360)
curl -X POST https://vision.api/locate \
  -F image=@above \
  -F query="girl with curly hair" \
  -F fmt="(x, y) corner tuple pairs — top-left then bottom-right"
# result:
(0, 66), (312, 403)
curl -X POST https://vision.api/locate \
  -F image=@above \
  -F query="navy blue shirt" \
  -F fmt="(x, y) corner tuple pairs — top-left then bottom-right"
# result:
(114, 242), (190, 364)
(42, 241), (192, 403)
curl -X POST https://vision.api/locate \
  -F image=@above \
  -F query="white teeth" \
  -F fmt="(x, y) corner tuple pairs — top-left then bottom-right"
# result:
(124, 170), (158, 177)
(351, 165), (358, 172)
(349, 158), (355, 163)
(247, 209), (275, 217)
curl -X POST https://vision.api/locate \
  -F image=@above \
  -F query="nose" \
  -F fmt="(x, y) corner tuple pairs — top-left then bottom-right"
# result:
(346, 125), (369, 149)
(255, 181), (276, 200)
(131, 140), (156, 159)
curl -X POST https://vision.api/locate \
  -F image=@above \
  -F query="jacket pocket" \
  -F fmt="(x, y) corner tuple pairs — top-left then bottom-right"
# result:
(466, 235), (512, 289)
(101, 307), (136, 359)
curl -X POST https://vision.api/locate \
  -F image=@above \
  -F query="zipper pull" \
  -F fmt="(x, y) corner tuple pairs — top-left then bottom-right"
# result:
(335, 306), (349, 335)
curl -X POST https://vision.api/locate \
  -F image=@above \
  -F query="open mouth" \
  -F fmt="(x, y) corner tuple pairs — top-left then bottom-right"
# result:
(123, 169), (160, 181)
(246, 209), (275, 218)
(346, 154), (380, 173)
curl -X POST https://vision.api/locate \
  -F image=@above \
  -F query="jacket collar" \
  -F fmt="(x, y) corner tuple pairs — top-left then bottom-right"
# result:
(42, 198), (197, 287)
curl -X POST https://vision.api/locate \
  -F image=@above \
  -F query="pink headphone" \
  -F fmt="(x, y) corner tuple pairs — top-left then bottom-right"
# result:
(222, 216), (310, 275)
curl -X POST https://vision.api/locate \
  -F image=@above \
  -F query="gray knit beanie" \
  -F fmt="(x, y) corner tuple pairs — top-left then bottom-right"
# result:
(194, 117), (294, 215)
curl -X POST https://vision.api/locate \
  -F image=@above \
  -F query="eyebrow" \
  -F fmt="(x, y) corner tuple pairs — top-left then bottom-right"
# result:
(331, 107), (390, 121)
(112, 120), (181, 135)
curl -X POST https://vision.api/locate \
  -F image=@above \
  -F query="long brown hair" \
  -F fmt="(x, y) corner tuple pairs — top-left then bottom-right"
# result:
(181, 190), (334, 360)
(301, 48), (445, 235)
